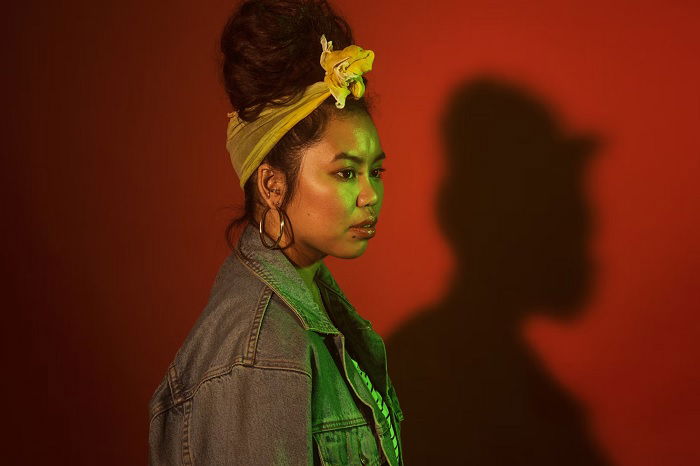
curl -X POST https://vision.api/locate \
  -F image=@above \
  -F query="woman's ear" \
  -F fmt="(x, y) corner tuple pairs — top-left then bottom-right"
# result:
(256, 163), (286, 209)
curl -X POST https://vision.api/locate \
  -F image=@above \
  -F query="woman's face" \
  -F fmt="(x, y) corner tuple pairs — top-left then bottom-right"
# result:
(284, 111), (385, 263)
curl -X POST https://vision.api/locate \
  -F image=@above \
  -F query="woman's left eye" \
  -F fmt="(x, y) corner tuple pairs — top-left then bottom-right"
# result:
(336, 168), (386, 181)
(337, 169), (355, 180)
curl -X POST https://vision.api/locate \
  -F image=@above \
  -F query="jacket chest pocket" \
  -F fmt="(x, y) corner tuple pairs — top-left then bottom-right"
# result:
(313, 422), (385, 466)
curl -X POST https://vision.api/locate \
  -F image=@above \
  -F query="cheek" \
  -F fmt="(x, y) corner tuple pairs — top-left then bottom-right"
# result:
(295, 180), (355, 230)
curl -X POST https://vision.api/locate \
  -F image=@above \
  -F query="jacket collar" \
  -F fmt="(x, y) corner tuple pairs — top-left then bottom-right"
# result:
(235, 223), (370, 335)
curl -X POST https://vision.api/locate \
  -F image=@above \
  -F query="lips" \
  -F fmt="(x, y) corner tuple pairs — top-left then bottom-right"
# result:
(350, 216), (377, 228)
(349, 215), (378, 239)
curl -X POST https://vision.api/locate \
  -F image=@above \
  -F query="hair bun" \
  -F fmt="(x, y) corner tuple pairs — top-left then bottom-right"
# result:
(221, 0), (356, 121)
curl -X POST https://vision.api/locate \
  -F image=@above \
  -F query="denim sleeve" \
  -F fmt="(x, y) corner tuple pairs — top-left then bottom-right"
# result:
(149, 365), (313, 465)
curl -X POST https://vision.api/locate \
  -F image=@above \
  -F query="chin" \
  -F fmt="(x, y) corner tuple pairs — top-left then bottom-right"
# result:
(330, 241), (369, 259)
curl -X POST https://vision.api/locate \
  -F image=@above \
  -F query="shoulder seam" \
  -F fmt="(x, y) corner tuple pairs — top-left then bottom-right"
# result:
(149, 359), (311, 423)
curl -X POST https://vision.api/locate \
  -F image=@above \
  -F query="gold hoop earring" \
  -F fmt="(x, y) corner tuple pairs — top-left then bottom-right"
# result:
(259, 205), (285, 249)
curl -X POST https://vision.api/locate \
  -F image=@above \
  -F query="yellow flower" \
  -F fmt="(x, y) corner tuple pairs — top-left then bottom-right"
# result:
(319, 34), (375, 109)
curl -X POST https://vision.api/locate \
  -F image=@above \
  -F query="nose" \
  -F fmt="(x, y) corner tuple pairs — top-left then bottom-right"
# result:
(356, 173), (379, 208)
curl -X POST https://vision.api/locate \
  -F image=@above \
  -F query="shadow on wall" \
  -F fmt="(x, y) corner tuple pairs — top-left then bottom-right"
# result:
(386, 76), (610, 465)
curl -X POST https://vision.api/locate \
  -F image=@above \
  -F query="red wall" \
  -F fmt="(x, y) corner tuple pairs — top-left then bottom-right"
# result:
(6, 0), (699, 464)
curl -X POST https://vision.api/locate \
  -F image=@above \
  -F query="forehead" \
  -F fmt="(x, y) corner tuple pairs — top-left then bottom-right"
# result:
(309, 112), (382, 163)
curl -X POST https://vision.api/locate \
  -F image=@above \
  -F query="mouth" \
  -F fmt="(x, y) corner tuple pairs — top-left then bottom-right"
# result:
(350, 215), (377, 229)
(349, 216), (378, 239)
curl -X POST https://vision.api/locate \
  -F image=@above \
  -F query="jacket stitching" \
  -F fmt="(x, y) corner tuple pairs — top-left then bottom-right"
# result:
(253, 358), (309, 372)
(313, 416), (368, 432)
(149, 360), (312, 423)
(167, 364), (184, 405)
(185, 363), (311, 404)
(181, 399), (193, 465)
(244, 285), (271, 365)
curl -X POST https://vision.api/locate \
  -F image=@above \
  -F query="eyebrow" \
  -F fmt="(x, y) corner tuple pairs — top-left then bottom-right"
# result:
(332, 151), (386, 164)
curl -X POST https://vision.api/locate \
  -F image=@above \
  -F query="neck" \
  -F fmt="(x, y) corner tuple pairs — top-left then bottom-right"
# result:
(280, 240), (328, 308)
(280, 236), (326, 272)
(294, 260), (322, 291)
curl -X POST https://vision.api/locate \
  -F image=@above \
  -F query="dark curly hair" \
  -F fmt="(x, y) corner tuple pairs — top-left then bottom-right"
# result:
(220, 0), (374, 250)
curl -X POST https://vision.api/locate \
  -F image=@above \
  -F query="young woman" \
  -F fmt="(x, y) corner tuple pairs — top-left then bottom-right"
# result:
(148, 1), (404, 464)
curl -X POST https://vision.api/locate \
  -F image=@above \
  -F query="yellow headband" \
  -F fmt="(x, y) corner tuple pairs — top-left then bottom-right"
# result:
(226, 34), (375, 189)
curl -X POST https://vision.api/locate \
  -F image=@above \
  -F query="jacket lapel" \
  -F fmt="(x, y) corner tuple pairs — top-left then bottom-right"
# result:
(235, 223), (339, 335)
(316, 263), (390, 399)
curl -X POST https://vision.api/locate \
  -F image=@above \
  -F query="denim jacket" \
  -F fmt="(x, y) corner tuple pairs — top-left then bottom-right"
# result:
(148, 223), (405, 465)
